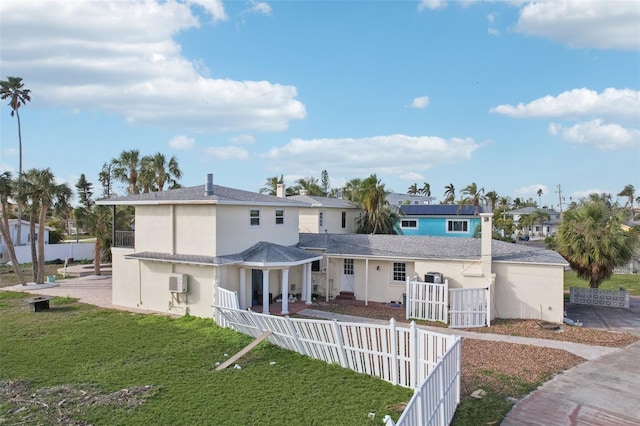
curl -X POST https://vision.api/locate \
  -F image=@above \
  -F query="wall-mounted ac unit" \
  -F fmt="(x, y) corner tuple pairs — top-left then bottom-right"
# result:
(425, 272), (443, 284)
(169, 274), (188, 293)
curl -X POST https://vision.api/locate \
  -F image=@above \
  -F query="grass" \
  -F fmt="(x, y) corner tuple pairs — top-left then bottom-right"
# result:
(0, 263), (64, 288)
(564, 270), (640, 296)
(0, 292), (412, 425)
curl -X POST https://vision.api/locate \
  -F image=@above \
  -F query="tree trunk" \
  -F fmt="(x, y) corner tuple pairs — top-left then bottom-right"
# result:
(0, 216), (26, 285)
(93, 239), (101, 276)
(29, 215), (37, 282)
(37, 206), (48, 283)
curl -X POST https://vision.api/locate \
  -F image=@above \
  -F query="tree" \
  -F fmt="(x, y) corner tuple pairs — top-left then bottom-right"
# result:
(320, 170), (330, 196)
(342, 178), (363, 202)
(294, 177), (324, 196)
(534, 209), (551, 237)
(485, 190), (499, 212)
(617, 184), (635, 216)
(355, 174), (401, 234)
(459, 182), (486, 216)
(556, 199), (637, 288)
(260, 175), (284, 195)
(98, 162), (115, 199)
(112, 149), (141, 195)
(75, 173), (94, 209)
(407, 183), (419, 195)
(518, 212), (537, 237)
(537, 188), (543, 207)
(0, 171), (26, 285)
(143, 152), (182, 192)
(420, 182), (431, 197)
(1, 76), (31, 245)
(443, 183), (455, 204)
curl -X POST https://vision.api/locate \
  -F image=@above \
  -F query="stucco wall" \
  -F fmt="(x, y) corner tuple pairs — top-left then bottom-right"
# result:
(299, 208), (360, 234)
(492, 262), (564, 323)
(134, 206), (174, 252)
(174, 205), (216, 256)
(111, 247), (139, 309)
(299, 210), (320, 233)
(401, 217), (480, 237)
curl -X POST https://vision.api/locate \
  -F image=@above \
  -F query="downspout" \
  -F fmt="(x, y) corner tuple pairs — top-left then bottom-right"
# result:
(365, 258), (369, 306)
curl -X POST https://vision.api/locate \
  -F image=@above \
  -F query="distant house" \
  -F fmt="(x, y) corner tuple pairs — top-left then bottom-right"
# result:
(507, 207), (561, 238)
(284, 186), (361, 234)
(387, 192), (436, 206)
(398, 204), (484, 238)
(0, 219), (54, 264)
(98, 176), (568, 324)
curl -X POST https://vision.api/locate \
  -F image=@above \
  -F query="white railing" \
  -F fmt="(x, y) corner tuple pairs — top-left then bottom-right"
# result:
(215, 287), (239, 328)
(406, 279), (448, 323)
(384, 338), (461, 426)
(213, 305), (458, 389)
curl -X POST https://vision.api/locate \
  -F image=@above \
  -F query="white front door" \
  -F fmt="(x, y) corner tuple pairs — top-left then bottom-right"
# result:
(341, 258), (354, 292)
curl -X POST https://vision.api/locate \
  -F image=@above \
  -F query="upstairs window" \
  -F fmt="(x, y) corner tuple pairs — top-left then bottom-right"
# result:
(341, 211), (347, 229)
(275, 209), (284, 225)
(319, 211), (325, 228)
(250, 209), (260, 227)
(447, 219), (468, 233)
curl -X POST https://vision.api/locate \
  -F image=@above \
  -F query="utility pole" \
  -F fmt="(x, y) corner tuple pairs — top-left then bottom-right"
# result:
(557, 184), (563, 219)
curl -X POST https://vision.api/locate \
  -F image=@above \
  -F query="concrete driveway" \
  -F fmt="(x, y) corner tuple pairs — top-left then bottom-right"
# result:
(503, 296), (640, 426)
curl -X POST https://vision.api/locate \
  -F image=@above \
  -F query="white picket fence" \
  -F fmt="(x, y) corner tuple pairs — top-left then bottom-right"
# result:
(215, 287), (239, 327)
(406, 279), (448, 323)
(449, 287), (490, 328)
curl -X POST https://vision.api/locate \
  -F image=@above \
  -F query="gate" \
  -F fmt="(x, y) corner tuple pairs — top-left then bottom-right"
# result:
(405, 279), (448, 323)
(449, 287), (489, 328)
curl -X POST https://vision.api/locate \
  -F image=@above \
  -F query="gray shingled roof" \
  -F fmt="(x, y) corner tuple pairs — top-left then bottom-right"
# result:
(287, 195), (359, 209)
(298, 233), (568, 266)
(96, 184), (311, 207)
(125, 251), (243, 266)
(240, 241), (322, 266)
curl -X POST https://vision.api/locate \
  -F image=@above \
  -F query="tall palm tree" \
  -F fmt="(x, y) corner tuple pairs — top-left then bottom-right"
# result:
(144, 152), (182, 192)
(499, 196), (511, 220)
(1, 76), (31, 245)
(112, 149), (141, 195)
(260, 175), (284, 195)
(485, 190), (499, 212)
(537, 188), (543, 207)
(19, 168), (71, 283)
(617, 184), (635, 215)
(556, 199), (637, 288)
(407, 183), (419, 195)
(459, 182), (486, 216)
(518, 212), (537, 237)
(443, 183), (455, 204)
(342, 178), (363, 202)
(356, 174), (400, 234)
(0, 171), (25, 285)
(295, 177), (324, 196)
(420, 182), (431, 197)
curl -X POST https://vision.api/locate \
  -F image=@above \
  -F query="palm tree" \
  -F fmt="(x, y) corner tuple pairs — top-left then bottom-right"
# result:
(0, 171), (26, 285)
(260, 175), (284, 195)
(1, 76), (31, 245)
(295, 177), (324, 196)
(420, 182), (431, 197)
(556, 199), (637, 288)
(534, 209), (551, 237)
(342, 178), (363, 202)
(356, 174), (400, 234)
(112, 149), (141, 195)
(407, 183), (419, 195)
(617, 184), (635, 215)
(443, 183), (455, 204)
(144, 152), (182, 192)
(459, 182), (486, 216)
(21, 168), (71, 283)
(499, 196), (511, 220)
(518, 212), (537, 237)
(485, 190), (499, 212)
(537, 188), (543, 207)
(75, 181), (112, 276)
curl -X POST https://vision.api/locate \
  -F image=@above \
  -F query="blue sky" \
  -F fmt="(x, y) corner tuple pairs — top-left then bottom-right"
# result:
(1, 0), (639, 209)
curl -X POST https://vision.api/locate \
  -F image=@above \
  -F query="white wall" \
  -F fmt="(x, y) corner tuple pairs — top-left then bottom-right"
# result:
(3, 242), (94, 264)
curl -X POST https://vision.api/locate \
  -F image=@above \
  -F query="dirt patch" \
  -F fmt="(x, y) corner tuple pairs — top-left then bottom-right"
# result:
(0, 380), (156, 424)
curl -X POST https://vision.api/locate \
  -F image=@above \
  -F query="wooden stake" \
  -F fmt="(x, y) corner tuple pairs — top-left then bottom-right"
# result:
(215, 331), (273, 371)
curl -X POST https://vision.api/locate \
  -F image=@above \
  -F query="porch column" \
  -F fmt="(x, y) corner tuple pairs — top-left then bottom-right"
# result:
(365, 258), (369, 306)
(262, 269), (270, 315)
(326, 259), (330, 302)
(301, 263), (308, 302)
(239, 268), (246, 309)
(281, 268), (290, 315)
(305, 263), (313, 305)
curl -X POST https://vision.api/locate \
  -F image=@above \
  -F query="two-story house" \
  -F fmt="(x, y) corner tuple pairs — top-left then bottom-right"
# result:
(507, 207), (561, 238)
(283, 186), (361, 234)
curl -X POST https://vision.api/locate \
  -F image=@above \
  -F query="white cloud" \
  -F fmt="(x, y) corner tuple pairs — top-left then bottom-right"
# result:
(169, 135), (195, 150)
(514, 1), (640, 51)
(514, 184), (548, 197)
(410, 96), (430, 109)
(248, 1), (272, 15)
(0, 0), (305, 133)
(205, 146), (249, 160)
(2, 148), (18, 157)
(491, 88), (640, 122)
(230, 134), (256, 144)
(549, 120), (640, 151)
(400, 172), (426, 181)
(0, 163), (15, 173)
(418, 0), (447, 11)
(264, 134), (479, 177)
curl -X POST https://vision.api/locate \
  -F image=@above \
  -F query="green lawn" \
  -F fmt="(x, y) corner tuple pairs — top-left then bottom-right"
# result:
(0, 292), (412, 425)
(564, 270), (640, 296)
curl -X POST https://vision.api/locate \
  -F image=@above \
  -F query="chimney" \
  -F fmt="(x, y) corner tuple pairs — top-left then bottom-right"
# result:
(299, 189), (308, 196)
(480, 212), (493, 282)
(276, 183), (286, 198)
(205, 174), (214, 196)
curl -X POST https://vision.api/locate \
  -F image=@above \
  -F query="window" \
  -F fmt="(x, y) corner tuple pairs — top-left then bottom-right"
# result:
(401, 219), (417, 229)
(447, 219), (468, 233)
(275, 209), (284, 225)
(341, 211), (346, 229)
(250, 209), (260, 226)
(312, 260), (320, 271)
(343, 259), (354, 275)
(393, 262), (406, 282)
(319, 211), (325, 228)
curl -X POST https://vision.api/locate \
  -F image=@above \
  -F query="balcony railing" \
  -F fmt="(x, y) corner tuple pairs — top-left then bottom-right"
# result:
(114, 231), (135, 248)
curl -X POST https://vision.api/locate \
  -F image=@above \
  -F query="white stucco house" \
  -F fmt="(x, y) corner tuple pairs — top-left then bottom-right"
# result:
(0, 219), (53, 263)
(98, 175), (568, 323)
(507, 207), (561, 238)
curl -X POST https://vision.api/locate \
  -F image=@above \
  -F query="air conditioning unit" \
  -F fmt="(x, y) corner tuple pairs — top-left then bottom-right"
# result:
(425, 272), (443, 284)
(169, 274), (188, 293)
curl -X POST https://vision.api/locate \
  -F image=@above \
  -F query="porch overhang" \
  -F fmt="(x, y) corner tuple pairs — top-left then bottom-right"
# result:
(124, 251), (243, 266)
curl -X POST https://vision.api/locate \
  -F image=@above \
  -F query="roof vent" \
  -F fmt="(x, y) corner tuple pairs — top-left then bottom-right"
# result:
(205, 174), (214, 196)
